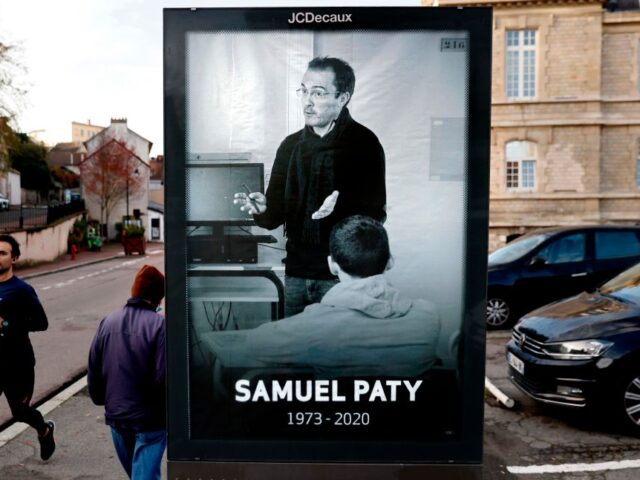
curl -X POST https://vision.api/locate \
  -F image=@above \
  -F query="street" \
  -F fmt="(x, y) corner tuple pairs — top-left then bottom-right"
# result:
(0, 249), (164, 426)
(1, 249), (640, 478)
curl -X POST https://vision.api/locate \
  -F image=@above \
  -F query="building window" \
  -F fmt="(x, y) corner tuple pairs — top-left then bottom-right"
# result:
(506, 30), (536, 99)
(505, 140), (536, 191)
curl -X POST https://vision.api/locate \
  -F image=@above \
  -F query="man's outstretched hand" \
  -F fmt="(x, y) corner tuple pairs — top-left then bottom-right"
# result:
(311, 191), (339, 220)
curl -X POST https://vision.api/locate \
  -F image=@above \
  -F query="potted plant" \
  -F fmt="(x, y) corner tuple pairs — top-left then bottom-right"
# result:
(122, 222), (146, 255)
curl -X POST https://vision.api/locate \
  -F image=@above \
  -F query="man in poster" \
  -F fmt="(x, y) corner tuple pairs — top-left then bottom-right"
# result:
(234, 57), (386, 316)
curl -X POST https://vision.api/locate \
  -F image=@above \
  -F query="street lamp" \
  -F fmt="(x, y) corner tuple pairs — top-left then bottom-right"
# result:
(125, 166), (140, 220)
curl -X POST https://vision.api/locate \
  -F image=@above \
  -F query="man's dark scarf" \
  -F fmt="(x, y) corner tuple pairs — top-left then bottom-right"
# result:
(284, 108), (353, 246)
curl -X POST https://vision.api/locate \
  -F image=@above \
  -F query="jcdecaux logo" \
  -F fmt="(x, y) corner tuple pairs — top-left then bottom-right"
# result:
(287, 12), (353, 24)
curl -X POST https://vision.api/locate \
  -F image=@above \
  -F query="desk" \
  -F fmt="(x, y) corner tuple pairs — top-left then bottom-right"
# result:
(188, 259), (285, 321)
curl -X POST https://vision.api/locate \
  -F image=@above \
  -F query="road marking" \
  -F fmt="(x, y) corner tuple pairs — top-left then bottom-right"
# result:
(0, 376), (87, 447)
(147, 249), (163, 255)
(122, 259), (143, 266)
(36, 257), (147, 292)
(508, 459), (640, 474)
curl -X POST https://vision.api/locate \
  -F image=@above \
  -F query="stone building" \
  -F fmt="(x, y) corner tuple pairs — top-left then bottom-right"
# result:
(427, 0), (640, 250)
(72, 120), (105, 143)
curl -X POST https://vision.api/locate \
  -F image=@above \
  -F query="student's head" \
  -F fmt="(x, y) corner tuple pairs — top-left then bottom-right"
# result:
(299, 57), (355, 131)
(131, 265), (165, 308)
(328, 215), (391, 280)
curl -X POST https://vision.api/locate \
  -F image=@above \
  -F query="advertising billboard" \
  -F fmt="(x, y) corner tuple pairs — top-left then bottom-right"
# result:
(165, 7), (491, 478)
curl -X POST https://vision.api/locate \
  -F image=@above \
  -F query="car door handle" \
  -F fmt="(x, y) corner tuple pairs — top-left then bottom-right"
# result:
(571, 272), (587, 277)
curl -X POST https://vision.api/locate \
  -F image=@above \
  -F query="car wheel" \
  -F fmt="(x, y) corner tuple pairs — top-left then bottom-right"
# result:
(614, 371), (640, 435)
(486, 295), (513, 329)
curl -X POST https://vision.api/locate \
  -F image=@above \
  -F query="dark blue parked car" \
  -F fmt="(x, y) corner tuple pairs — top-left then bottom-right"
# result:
(506, 261), (640, 435)
(487, 225), (640, 329)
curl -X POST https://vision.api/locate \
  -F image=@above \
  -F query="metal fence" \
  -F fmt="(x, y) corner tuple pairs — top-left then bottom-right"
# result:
(0, 200), (86, 231)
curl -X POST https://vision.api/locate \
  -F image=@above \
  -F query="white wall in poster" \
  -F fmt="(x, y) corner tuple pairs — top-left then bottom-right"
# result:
(187, 30), (468, 365)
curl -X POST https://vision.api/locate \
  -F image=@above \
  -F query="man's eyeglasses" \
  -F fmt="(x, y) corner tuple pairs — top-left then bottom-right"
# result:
(296, 88), (337, 101)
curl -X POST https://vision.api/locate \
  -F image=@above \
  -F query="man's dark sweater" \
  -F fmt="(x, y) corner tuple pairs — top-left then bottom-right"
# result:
(0, 276), (48, 368)
(254, 108), (386, 279)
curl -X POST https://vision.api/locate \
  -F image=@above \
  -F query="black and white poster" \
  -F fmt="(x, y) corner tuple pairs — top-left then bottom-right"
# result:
(165, 7), (491, 474)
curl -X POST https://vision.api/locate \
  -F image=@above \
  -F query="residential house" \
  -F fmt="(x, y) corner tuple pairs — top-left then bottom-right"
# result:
(428, 0), (640, 250)
(0, 168), (21, 206)
(48, 142), (86, 167)
(149, 154), (164, 205)
(81, 118), (153, 239)
(148, 155), (165, 242)
(0, 117), (21, 206)
(148, 201), (164, 242)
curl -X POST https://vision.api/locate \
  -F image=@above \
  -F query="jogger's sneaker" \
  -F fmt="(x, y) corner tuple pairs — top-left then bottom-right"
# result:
(39, 421), (56, 460)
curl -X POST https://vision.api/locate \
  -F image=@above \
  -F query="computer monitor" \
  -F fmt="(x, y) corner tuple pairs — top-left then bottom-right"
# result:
(186, 162), (264, 226)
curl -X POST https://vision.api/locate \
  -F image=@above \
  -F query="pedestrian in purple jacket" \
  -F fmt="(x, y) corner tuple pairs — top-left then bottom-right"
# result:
(88, 264), (166, 480)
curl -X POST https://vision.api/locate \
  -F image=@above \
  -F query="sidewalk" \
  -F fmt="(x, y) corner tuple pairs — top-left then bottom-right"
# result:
(0, 381), (155, 479)
(15, 242), (126, 280)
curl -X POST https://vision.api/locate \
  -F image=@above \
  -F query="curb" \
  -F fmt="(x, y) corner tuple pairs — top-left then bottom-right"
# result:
(0, 375), (88, 447)
(20, 253), (125, 280)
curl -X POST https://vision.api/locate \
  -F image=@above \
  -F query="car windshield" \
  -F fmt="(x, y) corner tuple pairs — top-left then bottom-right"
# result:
(599, 262), (640, 304)
(488, 233), (552, 265)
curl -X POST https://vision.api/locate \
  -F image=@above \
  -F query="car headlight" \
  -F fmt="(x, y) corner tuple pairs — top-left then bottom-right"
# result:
(542, 339), (613, 360)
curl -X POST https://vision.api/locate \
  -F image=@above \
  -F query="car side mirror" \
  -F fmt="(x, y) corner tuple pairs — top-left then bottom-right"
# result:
(528, 256), (547, 269)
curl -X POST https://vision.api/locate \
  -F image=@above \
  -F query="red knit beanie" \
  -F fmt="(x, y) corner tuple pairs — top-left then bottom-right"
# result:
(131, 265), (165, 306)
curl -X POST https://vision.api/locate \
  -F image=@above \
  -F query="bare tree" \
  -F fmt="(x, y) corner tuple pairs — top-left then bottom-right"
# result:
(0, 41), (27, 119)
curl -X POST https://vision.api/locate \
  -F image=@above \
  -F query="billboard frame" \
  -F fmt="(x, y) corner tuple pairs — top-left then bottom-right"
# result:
(164, 6), (491, 477)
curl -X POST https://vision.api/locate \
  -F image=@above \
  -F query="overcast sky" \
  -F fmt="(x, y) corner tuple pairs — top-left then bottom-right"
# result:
(0, 0), (419, 156)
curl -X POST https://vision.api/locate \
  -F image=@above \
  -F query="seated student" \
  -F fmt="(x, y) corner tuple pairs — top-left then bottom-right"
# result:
(202, 215), (441, 379)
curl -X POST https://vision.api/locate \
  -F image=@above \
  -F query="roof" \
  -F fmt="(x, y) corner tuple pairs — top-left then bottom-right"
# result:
(72, 120), (106, 129)
(83, 120), (153, 154)
(148, 201), (164, 214)
(149, 156), (164, 182)
(49, 142), (84, 153)
(62, 165), (80, 175)
(80, 138), (148, 167)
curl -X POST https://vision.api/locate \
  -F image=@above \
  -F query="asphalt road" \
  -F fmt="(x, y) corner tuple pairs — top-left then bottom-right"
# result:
(0, 250), (165, 426)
